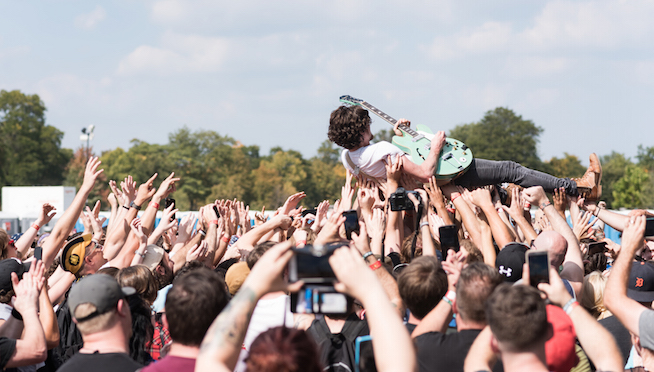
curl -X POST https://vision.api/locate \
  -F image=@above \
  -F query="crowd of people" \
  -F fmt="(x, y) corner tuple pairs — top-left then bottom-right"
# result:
(0, 105), (651, 372)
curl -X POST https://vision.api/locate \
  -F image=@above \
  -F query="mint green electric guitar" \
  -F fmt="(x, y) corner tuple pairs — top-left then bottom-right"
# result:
(339, 95), (474, 181)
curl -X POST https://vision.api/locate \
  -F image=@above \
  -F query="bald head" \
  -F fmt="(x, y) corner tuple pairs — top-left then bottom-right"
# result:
(533, 231), (567, 268)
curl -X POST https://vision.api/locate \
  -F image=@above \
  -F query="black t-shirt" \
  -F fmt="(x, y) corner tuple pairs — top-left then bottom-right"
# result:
(599, 315), (632, 363)
(414, 329), (503, 372)
(0, 337), (16, 369)
(57, 352), (142, 372)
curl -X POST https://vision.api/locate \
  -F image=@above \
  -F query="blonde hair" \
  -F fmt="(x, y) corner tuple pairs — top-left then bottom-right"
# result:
(581, 271), (611, 319)
(74, 303), (118, 334)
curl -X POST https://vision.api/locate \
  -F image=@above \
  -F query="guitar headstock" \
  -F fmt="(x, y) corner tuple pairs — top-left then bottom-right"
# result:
(339, 95), (364, 106)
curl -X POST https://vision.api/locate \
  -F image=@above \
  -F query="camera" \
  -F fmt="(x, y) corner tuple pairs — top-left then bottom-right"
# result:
(288, 243), (352, 314)
(389, 187), (421, 211)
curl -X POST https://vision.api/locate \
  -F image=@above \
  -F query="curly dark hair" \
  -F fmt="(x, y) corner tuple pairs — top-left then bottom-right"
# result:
(328, 105), (371, 149)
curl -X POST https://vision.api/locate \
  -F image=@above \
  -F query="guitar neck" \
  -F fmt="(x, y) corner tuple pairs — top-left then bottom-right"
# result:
(359, 101), (422, 139)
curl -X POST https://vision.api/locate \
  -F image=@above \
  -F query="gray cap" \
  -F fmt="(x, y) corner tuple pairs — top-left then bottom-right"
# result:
(141, 245), (166, 271)
(68, 274), (135, 322)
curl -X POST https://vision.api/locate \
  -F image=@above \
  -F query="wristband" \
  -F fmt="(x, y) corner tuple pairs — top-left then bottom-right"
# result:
(210, 219), (219, 226)
(149, 201), (160, 209)
(31, 223), (41, 231)
(524, 202), (531, 210)
(539, 201), (552, 211)
(198, 229), (206, 236)
(593, 208), (600, 217)
(442, 296), (453, 307)
(451, 192), (461, 202)
(221, 235), (230, 243)
(296, 240), (307, 247)
(362, 251), (374, 260)
(419, 221), (429, 228)
(11, 308), (22, 321)
(135, 250), (146, 258)
(122, 205), (130, 211)
(563, 298), (578, 315)
(445, 289), (456, 302)
(129, 201), (142, 211)
(369, 260), (382, 271)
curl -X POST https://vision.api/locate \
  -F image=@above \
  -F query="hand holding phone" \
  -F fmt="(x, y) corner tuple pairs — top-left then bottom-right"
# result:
(439, 225), (459, 253)
(342, 210), (359, 240)
(526, 250), (550, 287)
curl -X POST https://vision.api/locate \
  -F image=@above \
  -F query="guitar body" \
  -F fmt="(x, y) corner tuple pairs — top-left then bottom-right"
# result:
(339, 95), (474, 182)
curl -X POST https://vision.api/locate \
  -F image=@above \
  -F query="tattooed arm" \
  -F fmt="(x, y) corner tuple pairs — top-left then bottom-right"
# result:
(195, 241), (303, 372)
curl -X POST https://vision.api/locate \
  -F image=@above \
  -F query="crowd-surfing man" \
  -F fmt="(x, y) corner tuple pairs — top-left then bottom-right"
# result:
(0, 101), (650, 372)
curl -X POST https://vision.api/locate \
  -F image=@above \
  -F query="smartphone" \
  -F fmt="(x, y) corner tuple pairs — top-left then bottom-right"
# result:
(439, 225), (459, 253)
(290, 285), (350, 315)
(355, 335), (374, 372)
(646, 218), (654, 238)
(301, 208), (317, 217)
(526, 250), (550, 287)
(164, 198), (176, 221)
(288, 246), (337, 283)
(213, 205), (220, 219)
(34, 246), (42, 261)
(342, 210), (359, 240)
(588, 241), (608, 256)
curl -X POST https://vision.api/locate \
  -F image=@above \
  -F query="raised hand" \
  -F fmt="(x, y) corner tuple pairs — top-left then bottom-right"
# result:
(282, 192), (307, 215)
(553, 187), (567, 218)
(186, 241), (209, 262)
(81, 156), (104, 192)
(136, 173), (159, 205)
(11, 260), (45, 316)
(130, 218), (147, 247)
(350, 220), (371, 255)
(572, 210), (595, 241)
(38, 203), (57, 226)
(154, 172), (180, 200)
(424, 176), (445, 208)
(385, 155), (403, 186)
(121, 176), (137, 204)
(109, 180), (127, 206)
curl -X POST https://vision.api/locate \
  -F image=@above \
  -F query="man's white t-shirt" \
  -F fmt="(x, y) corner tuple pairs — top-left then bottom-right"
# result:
(340, 142), (405, 180)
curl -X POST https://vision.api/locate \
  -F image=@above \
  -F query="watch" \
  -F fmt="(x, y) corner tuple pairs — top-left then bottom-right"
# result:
(129, 201), (142, 211)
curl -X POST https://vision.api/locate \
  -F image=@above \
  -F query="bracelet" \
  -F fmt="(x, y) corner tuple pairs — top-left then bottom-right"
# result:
(419, 221), (429, 228)
(539, 201), (552, 210)
(362, 251), (374, 260)
(296, 240), (307, 247)
(129, 201), (142, 211)
(442, 296), (453, 306)
(149, 201), (160, 209)
(451, 193), (461, 202)
(198, 229), (206, 236)
(31, 223), (41, 231)
(210, 219), (219, 225)
(445, 289), (456, 302)
(562, 298), (578, 314)
(91, 239), (100, 246)
(369, 260), (382, 271)
(122, 205), (130, 211)
(221, 235), (230, 243)
(593, 208), (600, 217)
(135, 250), (146, 258)
(11, 308), (22, 321)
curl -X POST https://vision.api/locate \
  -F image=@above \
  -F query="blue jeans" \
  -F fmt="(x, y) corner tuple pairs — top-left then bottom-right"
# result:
(454, 159), (578, 195)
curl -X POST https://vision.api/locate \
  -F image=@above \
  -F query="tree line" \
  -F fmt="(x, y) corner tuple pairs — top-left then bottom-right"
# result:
(1, 89), (652, 210)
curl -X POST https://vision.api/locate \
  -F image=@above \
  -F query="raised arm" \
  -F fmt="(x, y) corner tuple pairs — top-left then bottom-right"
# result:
(467, 187), (513, 249)
(42, 157), (103, 268)
(16, 203), (56, 258)
(604, 215), (648, 335)
(400, 129), (447, 183)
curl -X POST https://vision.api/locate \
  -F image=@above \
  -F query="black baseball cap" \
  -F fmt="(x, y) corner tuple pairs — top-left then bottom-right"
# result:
(495, 243), (528, 283)
(628, 261), (654, 303)
(0, 259), (31, 295)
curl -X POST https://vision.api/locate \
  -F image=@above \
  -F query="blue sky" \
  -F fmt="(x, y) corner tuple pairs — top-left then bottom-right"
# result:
(1, 0), (653, 165)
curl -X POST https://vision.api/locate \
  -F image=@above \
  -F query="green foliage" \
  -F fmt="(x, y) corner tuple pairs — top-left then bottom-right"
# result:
(600, 152), (633, 208)
(612, 165), (653, 209)
(372, 129), (394, 144)
(0, 90), (72, 187)
(544, 153), (586, 179)
(637, 145), (654, 170)
(449, 107), (544, 170)
(316, 140), (341, 166)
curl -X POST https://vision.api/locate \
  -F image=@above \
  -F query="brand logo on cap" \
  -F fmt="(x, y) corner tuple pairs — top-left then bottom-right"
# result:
(636, 277), (644, 288)
(69, 254), (80, 266)
(499, 266), (512, 277)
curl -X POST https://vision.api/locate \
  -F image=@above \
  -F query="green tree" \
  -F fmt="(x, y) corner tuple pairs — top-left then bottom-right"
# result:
(0, 90), (72, 186)
(612, 165), (653, 208)
(600, 152), (633, 208)
(372, 129), (394, 144)
(449, 107), (544, 170)
(544, 153), (586, 179)
(637, 145), (654, 170)
(316, 140), (341, 166)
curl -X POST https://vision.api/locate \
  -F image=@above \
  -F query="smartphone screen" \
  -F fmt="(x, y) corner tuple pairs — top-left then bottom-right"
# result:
(588, 241), (607, 256)
(290, 285), (349, 314)
(527, 250), (550, 287)
(355, 335), (374, 372)
(302, 208), (317, 217)
(165, 198), (176, 221)
(342, 210), (359, 240)
(646, 218), (654, 238)
(439, 225), (459, 253)
(34, 246), (43, 261)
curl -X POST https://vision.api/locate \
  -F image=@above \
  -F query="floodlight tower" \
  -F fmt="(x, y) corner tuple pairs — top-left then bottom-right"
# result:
(80, 125), (95, 162)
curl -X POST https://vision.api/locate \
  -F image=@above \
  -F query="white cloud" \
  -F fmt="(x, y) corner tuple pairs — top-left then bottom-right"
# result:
(504, 56), (571, 77)
(116, 33), (229, 76)
(425, 22), (512, 60)
(74, 6), (106, 30)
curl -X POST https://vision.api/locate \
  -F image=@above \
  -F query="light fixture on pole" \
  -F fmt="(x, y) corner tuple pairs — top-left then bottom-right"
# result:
(80, 124), (95, 162)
